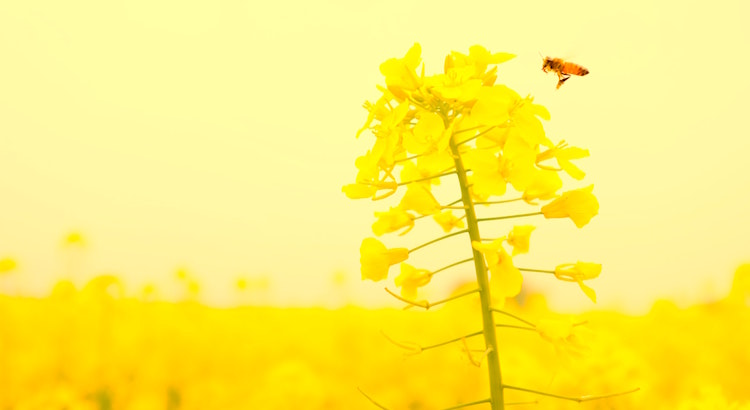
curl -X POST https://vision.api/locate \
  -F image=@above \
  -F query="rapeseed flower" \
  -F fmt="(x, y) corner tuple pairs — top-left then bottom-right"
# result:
(537, 142), (590, 180)
(395, 263), (432, 300)
(372, 207), (415, 236)
(379, 43), (422, 100)
(472, 239), (522, 301)
(541, 185), (599, 228)
(522, 169), (562, 202)
(432, 210), (465, 233)
(506, 225), (535, 255)
(399, 184), (441, 216)
(554, 261), (602, 302)
(359, 238), (409, 281)
(462, 149), (507, 200)
(404, 111), (451, 155)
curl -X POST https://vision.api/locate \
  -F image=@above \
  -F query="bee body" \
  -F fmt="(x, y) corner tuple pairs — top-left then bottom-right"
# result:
(542, 57), (589, 89)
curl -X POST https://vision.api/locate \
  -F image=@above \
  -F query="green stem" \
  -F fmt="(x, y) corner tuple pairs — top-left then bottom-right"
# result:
(449, 135), (505, 410)
(409, 229), (468, 253)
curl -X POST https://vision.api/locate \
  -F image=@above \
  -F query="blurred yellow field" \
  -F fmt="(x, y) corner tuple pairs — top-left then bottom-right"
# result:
(1, 266), (749, 409)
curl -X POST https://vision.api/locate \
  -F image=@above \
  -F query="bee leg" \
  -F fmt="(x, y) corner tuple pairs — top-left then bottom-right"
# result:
(556, 74), (571, 89)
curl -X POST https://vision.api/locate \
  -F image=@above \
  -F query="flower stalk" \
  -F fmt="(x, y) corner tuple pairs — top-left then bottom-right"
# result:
(449, 135), (505, 409)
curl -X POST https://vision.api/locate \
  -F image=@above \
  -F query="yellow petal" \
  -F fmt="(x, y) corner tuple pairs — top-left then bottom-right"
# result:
(342, 183), (377, 199)
(470, 85), (517, 126)
(541, 185), (599, 228)
(399, 185), (441, 216)
(577, 281), (597, 303)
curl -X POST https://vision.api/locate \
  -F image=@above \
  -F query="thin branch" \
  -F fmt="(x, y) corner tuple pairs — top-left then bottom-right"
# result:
(474, 197), (525, 205)
(409, 229), (469, 253)
(461, 337), (484, 367)
(430, 258), (474, 276)
(518, 268), (554, 274)
(440, 398), (492, 410)
(382, 327), (487, 356)
(380, 330), (422, 354)
(496, 324), (536, 332)
(357, 387), (392, 410)
(398, 170), (457, 186)
(384, 287), (429, 309)
(422, 288), (480, 309)
(422, 330), (484, 351)
(503, 385), (641, 403)
(476, 212), (543, 223)
(453, 124), (486, 136)
(491, 308), (536, 327)
(446, 198), (463, 207)
(385, 287), (479, 310)
(518, 267), (595, 290)
(394, 154), (423, 164)
(439, 164), (459, 174)
(456, 125), (499, 146)
(420, 323), (537, 353)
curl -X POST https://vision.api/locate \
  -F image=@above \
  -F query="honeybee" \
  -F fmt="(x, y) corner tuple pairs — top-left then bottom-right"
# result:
(541, 57), (589, 89)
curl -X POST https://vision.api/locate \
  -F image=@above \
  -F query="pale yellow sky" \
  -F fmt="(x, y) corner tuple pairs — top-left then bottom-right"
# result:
(1, 0), (748, 313)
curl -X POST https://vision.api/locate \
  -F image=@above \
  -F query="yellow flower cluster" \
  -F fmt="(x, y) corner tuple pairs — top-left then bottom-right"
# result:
(346, 43), (601, 303)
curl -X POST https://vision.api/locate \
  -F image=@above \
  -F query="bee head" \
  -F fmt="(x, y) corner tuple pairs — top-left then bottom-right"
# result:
(541, 56), (552, 72)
